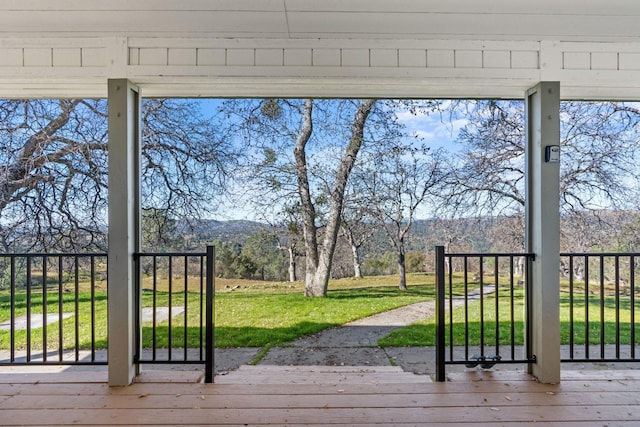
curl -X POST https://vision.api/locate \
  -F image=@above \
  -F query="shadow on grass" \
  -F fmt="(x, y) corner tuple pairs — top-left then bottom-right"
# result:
(327, 285), (435, 300)
(141, 321), (339, 349)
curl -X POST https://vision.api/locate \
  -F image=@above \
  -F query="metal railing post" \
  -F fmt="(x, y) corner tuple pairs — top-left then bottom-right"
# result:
(204, 245), (215, 383)
(525, 253), (534, 364)
(435, 245), (446, 382)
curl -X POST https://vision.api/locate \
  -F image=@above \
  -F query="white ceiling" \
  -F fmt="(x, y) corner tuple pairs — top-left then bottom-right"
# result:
(1, 0), (639, 42)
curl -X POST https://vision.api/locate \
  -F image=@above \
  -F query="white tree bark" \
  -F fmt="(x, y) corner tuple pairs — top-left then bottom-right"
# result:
(288, 244), (297, 282)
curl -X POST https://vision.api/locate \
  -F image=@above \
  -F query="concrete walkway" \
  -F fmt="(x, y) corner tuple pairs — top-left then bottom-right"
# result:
(257, 300), (438, 371)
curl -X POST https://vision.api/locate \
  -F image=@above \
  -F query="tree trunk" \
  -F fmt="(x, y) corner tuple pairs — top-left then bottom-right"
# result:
(292, 100), (320, 296)
(308, 253), (332, 296)
(516, 256), (525, 279)
(288, 245), (296, 282)
(299, 99), (376, 297)
(351, 243), (363, 279)
(397, 248), (407, 290)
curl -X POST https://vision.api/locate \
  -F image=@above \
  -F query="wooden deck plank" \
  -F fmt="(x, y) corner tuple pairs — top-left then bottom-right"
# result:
(4, 377), (640, 396)
(3, 405), (640, 425)
(560, 369), (640, 380)
(1, 368), (639, 426)
(0, 371), (108, 384)
(3, 390), (640, 410)
(8, 424), (640, 427)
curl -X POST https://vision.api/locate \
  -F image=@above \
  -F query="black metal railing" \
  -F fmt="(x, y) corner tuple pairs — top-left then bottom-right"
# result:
(560, 252), (640, 363)
(1, 247), (215, 382)
(0, 253), (108, 365)
(134, 246), (215, 382)
(435, 246), (536, 381)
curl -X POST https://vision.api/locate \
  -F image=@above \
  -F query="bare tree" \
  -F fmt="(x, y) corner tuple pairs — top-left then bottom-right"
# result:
(442, 100), (640, 218)
(355, 143), (444, 290)
(0, 98), (236, 252)
(265, 201), (303, 283)
(225, 98), (381, 296)
(0, 100), (107, 251)
(340, 202), (375, 279)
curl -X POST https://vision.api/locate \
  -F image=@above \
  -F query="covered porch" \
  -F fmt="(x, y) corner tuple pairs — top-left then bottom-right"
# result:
(1, 0), (640, 393)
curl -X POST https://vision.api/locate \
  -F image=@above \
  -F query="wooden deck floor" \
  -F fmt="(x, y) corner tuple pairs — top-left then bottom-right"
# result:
(1, 365), (640, 426)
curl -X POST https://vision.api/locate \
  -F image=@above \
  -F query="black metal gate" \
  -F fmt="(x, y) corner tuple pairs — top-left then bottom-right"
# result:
(134, 246), (215, 382)
(434, 246), (536, 381)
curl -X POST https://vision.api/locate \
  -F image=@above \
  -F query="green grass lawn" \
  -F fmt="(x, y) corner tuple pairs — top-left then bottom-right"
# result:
(379, 287), (640, 347)
(0, 273), (438, 351)
(3, 272), (640, 352)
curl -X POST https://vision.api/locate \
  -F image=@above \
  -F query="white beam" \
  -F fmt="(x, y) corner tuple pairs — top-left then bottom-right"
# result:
(525, 81), (561, 384)
(107, 79), (140, 387)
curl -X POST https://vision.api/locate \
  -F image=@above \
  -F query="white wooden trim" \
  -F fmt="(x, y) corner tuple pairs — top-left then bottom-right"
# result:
(1, 36), (640, 99)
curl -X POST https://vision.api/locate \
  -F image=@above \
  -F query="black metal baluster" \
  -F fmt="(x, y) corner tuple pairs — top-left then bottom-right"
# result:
(464, 256), (469, 360)
(479, 256), (485, 358)
(447, 254), (453, 361)
(494, 256), (500, 358)
(74, 256), (80, 361)
(58, 256), (63, 362)
(615, 256), (620, 359)
(569, 255), (574, 360)
(26, 256), (32, 362)
(10, 256), (15, 363)
(199, 255), (204, 360)
(90, 256), (96, 362)
(600, 255), (605, 359)
(205, 245), (215, 383)
(584, 255), (590, 359)
(42, 255), (47, 362)
(168, 255), (173, 361)
(183, 255), (188, 361)
(152, 255), (157, 362)
(509, 256), (515, 361)
(631, 256), (636, 360)
(435, 246), (445, 382)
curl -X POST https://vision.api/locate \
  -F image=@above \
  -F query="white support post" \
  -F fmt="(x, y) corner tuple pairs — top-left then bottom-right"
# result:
(107, 79), (141, 386)
(525, 82), (561, 384)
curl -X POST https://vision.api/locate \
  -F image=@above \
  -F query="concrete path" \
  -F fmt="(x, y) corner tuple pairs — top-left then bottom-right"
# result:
(257, 286), (498, 371)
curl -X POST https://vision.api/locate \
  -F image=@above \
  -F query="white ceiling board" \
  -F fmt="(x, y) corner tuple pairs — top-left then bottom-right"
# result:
(3, 0), (287, 12)
(283, 0), (640, 16)
(6, 0), (639, 16)
(286, 13), (640, 41)
(0, 11), (289, 35)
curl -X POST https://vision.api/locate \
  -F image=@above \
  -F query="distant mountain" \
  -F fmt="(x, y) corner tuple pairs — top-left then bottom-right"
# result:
(173, 215), (523, 255)
(176, 219), (267, 245)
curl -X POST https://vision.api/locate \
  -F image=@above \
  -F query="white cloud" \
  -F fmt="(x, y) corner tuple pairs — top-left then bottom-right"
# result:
(396, 108), (469, 150)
